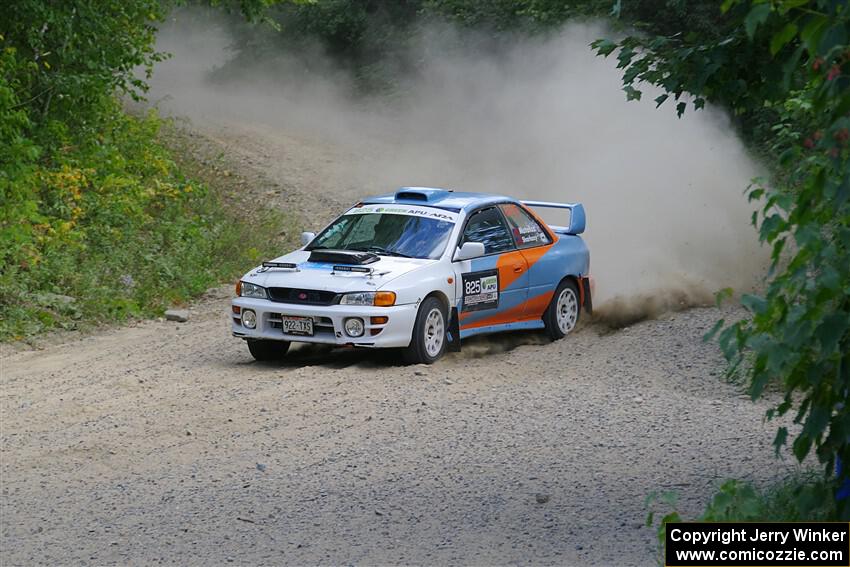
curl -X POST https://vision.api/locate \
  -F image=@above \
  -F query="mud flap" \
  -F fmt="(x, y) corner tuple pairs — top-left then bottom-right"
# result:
(582, 278), (593, 315)
(447, 307), (461, 352)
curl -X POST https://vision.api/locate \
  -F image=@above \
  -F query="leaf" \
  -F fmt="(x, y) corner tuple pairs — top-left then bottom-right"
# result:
(750, 369), (771, 400)
(714, 288), (734, 307)
(779, 147), (797, 166)
(800, 15), (828, 54)
(815, 313), (848, 353)
(593, 39), (618, 57)
(773, 427), (788, 454)
(832, 93), (850, 121)
(616, 46), (635, 68)
(624, 85), (642, 101)
(704, 319), (725, 342)
(654, 94), (669, 108)
(676, 101), (687, 117)
(718, 325), (740, 360)
(770, 23), (798, 55)
(745, 4), (771, 39)
(818, 23), (848, 57)
(741, 293), (768, 314)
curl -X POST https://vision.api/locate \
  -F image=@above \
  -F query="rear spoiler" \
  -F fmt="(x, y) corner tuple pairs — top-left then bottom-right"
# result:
(521, 200), (586, 235)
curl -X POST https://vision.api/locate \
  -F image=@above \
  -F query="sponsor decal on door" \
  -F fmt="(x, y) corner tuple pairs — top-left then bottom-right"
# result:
(462, 269), (499, 312)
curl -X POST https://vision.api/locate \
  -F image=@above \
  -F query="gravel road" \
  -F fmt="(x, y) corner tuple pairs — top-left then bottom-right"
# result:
(1, 293), (791, 566)
(0, 124), (793, 566)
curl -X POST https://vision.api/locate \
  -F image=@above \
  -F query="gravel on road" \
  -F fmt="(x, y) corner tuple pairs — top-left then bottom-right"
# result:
(1, 293), (791, 566)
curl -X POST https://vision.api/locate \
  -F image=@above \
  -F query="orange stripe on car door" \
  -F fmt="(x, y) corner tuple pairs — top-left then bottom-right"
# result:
(495, 250), (528, 290)
(460, 289), (554, 329)
(519, 243), (552, 271)
(521, 289), (554, 319)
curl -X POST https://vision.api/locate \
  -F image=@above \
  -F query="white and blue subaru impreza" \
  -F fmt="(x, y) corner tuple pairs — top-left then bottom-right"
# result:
(232, 187), (592, 364)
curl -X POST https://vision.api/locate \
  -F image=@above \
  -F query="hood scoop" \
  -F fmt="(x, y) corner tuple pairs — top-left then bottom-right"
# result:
(308, 249), (379, 265)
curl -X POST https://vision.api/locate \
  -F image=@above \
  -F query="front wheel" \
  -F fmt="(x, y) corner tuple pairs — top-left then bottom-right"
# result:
(402, 297), (447, 364)
(543, 279), (581, 340)
(247, 339), (290, 361)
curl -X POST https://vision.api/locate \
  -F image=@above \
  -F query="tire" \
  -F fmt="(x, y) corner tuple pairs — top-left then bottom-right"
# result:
(543, 279), (581, 340)
(402, 296), (447, 364)
(247, 339), (290, 361)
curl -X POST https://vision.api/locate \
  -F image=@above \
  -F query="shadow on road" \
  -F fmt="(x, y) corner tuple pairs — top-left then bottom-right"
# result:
(236, 329), (571, 370)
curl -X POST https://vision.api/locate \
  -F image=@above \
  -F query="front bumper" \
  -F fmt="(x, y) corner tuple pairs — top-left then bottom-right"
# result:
(231, 297), (418, 348)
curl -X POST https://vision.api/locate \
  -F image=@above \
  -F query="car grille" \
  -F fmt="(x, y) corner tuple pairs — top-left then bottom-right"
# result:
(267, 287), (338, 305)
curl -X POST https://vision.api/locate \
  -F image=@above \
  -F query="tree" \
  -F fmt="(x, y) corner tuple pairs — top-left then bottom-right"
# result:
(595, 0), (849, 518)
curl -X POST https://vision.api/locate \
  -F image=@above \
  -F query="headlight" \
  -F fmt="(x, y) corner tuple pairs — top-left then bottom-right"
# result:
(239, 281), (268, 299)
(339, 291), (396, 306)
(340, 292), (374, 306)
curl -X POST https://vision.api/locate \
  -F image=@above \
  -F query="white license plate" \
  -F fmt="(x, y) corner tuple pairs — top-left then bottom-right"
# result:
(281, 316), (313, 336)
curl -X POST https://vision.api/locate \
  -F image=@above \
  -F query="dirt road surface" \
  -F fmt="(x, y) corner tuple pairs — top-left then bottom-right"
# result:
(1, 124), (792, 566)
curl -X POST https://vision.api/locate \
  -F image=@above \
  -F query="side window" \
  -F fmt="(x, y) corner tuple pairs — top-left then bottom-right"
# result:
(461, 207), (515, 255)
(500, 203), (551, 249)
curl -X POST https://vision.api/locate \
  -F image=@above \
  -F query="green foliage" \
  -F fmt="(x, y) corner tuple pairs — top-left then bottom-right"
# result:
(2, 0), (167, 133)
(421, 0), (608, 30)
(700, 478), (836, 521)
(648, 476), (838, 555)
(0, 106), (287, 340)
(0, 2), (291, 340)
(215, 0), (725, 93)
(595, 0), (849, 516)
(645, 491), (682, 555)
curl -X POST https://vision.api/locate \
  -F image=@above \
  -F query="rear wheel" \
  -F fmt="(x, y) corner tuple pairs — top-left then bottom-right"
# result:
(402, 296), (447, 364)
(544, 279), (581, 340)
(247, 339), (290, 361)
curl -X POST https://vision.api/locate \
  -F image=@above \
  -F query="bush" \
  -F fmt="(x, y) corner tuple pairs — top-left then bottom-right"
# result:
(0, 2), (295, 342)
(648, 476), (840, 559)
(0, 104), (287, 340)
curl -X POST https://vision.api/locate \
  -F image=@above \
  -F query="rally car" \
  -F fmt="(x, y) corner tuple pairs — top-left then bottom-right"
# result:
(231, 187), (592, 364)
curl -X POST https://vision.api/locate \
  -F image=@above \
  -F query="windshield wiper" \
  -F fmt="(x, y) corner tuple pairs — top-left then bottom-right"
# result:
(352, 246), (413, 258)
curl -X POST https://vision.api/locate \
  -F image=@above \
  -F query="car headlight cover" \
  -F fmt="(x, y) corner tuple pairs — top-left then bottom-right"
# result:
(340, 292), (374, 306)
(339, 291), (396, 306)
(344, 317), (365, 337)
(241, 309), (257, 329)
(239, 281), (268, 299)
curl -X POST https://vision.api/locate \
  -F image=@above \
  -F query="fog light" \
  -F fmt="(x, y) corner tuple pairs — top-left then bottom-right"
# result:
(241, 309), (257, 329)
(344, 317), (364, 337)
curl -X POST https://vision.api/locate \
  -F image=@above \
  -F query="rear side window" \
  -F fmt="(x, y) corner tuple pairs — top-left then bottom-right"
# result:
(461, 207), (515, 255)
(500, 203), (551, 249)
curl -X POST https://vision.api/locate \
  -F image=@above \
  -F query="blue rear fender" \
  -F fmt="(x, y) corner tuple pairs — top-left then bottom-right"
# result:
(526, 234), (589, 301)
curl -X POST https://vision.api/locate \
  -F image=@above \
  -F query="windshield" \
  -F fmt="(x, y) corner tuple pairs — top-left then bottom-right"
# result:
(308, 206), (457, 260)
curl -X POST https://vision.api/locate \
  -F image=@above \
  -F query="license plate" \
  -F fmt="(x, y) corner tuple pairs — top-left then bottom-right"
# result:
(281, 316), (313, 336)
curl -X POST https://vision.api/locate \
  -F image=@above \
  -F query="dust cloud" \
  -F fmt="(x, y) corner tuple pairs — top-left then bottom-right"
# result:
(147, 10), (767, 323)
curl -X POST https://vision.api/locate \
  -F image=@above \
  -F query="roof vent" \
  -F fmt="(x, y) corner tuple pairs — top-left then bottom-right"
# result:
(394, 187), (450, 202)
(395, 191), (428, 201)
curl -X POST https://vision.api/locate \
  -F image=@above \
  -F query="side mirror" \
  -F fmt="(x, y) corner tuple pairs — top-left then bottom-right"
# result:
(301, 232), (316, 246)
(454, 241), (486, 261)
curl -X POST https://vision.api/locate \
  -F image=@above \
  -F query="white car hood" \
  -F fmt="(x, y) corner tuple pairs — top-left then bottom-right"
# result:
(242, 250), (434, 292)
